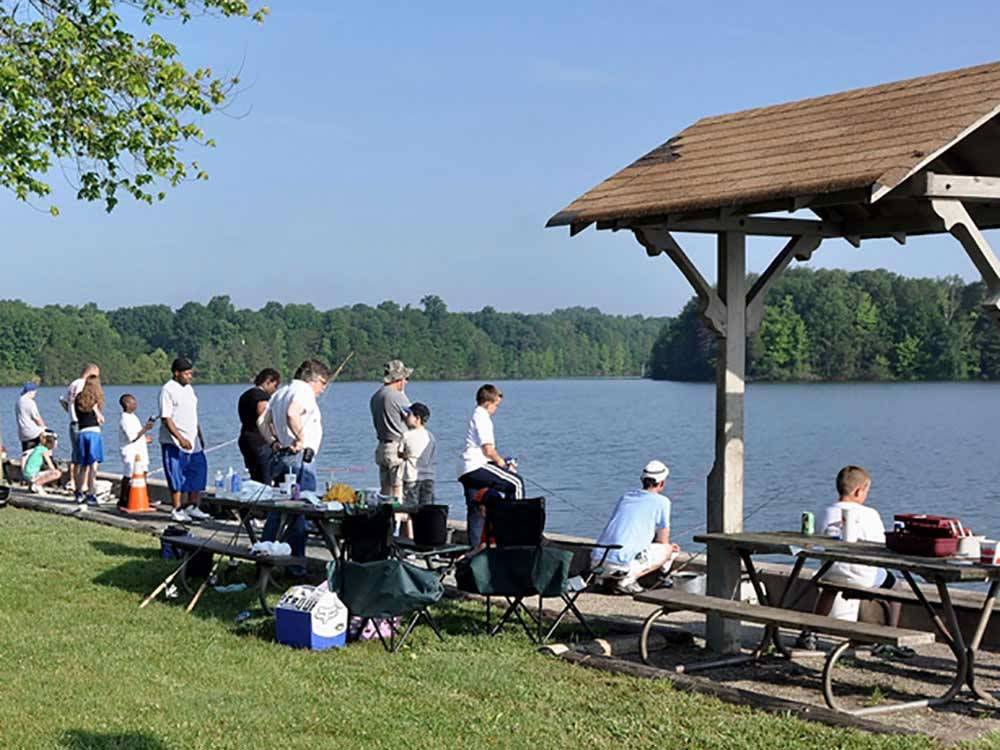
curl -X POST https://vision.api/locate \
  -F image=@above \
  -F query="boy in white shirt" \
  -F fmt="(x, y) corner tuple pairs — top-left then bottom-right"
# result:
(118, 393), (156, 507)
(400, 402), (436, 506)
(457, 384), (525, 544)
(798, 465), (910, 657)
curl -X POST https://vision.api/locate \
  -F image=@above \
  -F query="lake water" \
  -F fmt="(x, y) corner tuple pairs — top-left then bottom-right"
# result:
(5, 379), (1000, 544)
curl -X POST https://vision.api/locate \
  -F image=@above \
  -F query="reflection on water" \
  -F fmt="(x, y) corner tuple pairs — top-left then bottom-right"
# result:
(6, 379), (1000, 540)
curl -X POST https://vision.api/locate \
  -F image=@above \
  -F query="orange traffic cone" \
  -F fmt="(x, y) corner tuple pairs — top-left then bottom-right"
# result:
(122, 464), (154, 514)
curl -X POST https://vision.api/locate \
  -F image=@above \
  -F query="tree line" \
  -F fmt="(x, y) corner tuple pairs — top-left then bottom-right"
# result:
(649, 267), (1000, 382)
(0, 295), (665, 385)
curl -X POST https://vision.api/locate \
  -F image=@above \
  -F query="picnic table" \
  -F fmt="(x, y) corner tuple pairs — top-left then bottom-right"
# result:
(207, 494), (420, 559)
(690, 530), (1000, 714)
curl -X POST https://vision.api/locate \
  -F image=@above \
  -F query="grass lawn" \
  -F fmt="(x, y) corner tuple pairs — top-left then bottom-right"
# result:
(0, 508), (960, 749)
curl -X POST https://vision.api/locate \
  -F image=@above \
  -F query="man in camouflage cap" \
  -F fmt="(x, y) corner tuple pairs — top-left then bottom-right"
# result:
(369, 359), (413, 498)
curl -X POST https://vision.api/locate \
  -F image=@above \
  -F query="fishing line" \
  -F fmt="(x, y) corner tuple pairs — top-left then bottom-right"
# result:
(669, 486), (794, 576)
(521, 474), (606, 523)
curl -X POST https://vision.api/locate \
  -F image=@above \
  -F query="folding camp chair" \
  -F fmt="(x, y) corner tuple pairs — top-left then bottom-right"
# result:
(334, 503), (447, 651)
(329, 557), (444, 653)
(457, 496), (617, 643)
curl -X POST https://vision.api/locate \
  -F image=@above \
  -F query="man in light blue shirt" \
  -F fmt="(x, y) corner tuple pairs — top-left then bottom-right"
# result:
(592, 460), (679, 594)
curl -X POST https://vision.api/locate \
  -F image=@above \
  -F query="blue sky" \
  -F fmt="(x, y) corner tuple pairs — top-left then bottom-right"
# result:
(3, 1), (1000, 317)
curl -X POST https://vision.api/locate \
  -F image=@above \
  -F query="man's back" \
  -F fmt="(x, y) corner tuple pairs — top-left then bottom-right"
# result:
(370, 385), (409, 442)
(595, 489), (670, 566)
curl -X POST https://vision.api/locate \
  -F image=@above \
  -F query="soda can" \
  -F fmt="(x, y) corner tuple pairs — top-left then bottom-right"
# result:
(801, 511), (815, 536)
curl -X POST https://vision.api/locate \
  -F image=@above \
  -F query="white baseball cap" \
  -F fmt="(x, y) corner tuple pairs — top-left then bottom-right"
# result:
(641, 460), (670, 482)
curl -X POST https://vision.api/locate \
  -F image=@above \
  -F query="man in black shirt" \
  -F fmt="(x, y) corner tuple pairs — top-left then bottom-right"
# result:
(237, 368), (281, 482)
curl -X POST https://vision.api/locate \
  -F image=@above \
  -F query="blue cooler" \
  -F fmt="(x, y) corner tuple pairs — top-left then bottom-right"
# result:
(275, 585), (348, 651)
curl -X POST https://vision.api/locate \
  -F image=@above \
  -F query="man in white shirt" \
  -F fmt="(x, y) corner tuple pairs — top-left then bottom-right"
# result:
(60, 362), (99, 500)
(15, 383), (46, 454)
(457, 384), (524, 544)
(159, 357), (208, 523)
(259, 359), (331, 566)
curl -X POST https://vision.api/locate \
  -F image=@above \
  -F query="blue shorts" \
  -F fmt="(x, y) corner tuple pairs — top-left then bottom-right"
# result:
(161, 444), (207, 493)
(75, 431), (104, 466)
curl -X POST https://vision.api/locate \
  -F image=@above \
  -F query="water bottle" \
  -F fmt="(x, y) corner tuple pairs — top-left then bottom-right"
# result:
(214, 470), (225, 492)
(230, 471), (242, 493)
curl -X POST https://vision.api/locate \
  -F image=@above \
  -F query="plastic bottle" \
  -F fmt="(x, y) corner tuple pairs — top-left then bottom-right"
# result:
(214, 470), (225, 492)
(230, 471), (242, 493)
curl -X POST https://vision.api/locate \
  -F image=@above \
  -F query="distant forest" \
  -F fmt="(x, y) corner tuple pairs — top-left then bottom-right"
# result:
(0, 295), (666, 385)
(650, 267), (1000, 382)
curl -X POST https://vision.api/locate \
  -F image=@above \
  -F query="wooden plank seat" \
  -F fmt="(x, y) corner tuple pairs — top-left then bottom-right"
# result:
(820, 579), (987, 612)
(634, 589), (936, 714)
(164, 534), (312, 614)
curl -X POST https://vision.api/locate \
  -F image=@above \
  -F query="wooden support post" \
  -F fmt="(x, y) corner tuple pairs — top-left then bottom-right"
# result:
(706, 231), (746, 654)
(929, 199), (1000, 324)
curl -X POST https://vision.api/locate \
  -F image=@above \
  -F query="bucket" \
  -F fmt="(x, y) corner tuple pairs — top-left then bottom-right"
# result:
(413, 505), (449, 546)
(672, 572), (706, 595)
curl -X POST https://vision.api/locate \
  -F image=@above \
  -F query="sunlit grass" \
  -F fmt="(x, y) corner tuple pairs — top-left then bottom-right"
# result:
(0, 508), (954, 749)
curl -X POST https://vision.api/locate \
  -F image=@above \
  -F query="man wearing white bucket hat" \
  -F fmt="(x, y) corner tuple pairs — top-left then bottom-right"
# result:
(592, 459), (680, 595)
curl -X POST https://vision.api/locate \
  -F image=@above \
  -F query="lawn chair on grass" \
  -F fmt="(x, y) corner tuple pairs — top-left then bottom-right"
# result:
(456, 495), (618, 643)
(332, 503), (445, 652)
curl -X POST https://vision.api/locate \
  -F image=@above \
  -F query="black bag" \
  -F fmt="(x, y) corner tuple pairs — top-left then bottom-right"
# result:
(160, 525), (213, 578)
(413, 504), (449, 546)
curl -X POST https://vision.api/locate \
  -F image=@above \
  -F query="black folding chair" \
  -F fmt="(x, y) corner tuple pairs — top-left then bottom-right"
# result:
(334, 503), (446, 652)
(457, 495), (614, 642)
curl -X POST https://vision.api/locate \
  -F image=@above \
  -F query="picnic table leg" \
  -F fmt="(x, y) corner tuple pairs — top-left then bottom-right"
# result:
(933, 579), (969, 704)
(963, 578), (999, 702)
(899, 570), (955, 648)
(240, 508), (259, 545)
(822, 582), (968, 715)
(314, 519), (341, 558)
(738, 552), (780, 658)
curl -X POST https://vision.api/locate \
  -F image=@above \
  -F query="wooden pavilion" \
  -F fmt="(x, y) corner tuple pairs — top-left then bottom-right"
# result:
(547, 60), (1000, 653)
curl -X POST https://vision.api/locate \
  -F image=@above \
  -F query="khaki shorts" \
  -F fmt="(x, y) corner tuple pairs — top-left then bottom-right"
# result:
(602, 543), (677, 581)
(374, 441), (404, 491)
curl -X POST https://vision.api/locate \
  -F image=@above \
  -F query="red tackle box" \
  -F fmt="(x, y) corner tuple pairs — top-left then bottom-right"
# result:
(885, 532), (959, 557)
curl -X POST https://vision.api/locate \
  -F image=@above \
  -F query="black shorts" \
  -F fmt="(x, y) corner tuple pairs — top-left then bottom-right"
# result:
(21, 437), (41, 452)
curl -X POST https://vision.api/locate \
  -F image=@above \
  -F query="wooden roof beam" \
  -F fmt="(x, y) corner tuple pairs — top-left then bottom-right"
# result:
(915, 172), (1000, 202)
(929, 198), (1000, 324)
(631, 215), (841, 238)
(746, 235), (823, 335)
(633, 226), (727, 335)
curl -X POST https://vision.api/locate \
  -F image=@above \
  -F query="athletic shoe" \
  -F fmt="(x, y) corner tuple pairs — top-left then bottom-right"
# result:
(74, 492), (86, 505)
(615, 579), (645, 595)
(29, 483), (41, 494)
(795, 630), (818, 651)
(85, 494), (99, 507)
(186, 506), (210, 521)
(871, 644), (916, 660)
(654, 573), (675, 590)
(171, 508), (192, 523)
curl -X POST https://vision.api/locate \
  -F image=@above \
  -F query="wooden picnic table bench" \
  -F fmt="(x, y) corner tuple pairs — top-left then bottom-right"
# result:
(819, 578), (988, 613)
(635, 588), (935, 714)
(165, 534), (313, 614)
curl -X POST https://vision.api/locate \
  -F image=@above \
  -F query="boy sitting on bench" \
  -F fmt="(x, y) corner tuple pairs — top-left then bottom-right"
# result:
(797, 465), (912, 658)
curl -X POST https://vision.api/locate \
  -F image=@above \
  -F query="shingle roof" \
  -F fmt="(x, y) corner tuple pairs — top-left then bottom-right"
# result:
(547, 61), (1000, 230)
